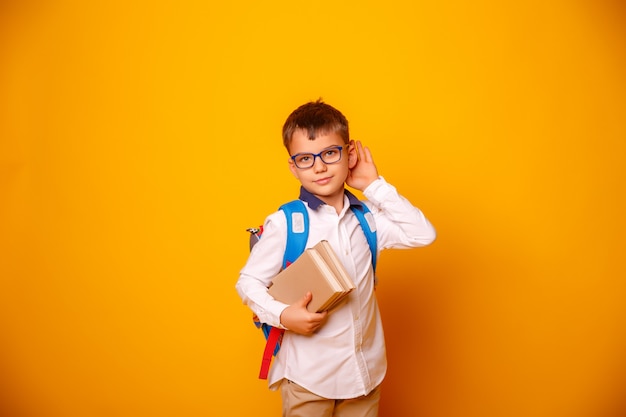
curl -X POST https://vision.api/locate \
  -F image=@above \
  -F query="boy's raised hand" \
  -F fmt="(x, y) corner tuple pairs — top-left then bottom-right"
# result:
(346, 140), (379, 191)
(280, 292), (328, 336)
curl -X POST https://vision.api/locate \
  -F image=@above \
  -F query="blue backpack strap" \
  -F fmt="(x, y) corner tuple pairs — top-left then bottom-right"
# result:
(258, 200), (309, 379)
(350, 204), (377, 271)
(279, 200), (309, 268)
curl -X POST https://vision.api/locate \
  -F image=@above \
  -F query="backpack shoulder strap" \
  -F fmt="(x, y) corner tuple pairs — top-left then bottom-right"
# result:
(350, 203), (378, 271)
(258, 199), (309, 380)
(279, 200), (309, 268)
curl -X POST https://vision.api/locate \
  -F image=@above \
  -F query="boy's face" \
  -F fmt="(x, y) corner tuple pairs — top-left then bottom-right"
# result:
(287, 129), (356, 205)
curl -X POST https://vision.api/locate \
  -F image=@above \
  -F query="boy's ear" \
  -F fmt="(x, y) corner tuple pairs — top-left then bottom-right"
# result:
(288, 158), (299, 178)
(347, 140), (358, 169)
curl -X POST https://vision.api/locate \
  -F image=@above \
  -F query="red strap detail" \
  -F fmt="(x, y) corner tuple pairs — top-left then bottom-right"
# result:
(259, 327), (284, 380)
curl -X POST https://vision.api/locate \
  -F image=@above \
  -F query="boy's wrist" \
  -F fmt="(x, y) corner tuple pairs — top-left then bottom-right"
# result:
(278, 307), (289, 330)
(362, 176), (383, 195)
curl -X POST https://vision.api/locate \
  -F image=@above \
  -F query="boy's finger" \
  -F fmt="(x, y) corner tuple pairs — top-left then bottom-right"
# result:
(300, 291), (313, 306)
(362, 143), (373, 163)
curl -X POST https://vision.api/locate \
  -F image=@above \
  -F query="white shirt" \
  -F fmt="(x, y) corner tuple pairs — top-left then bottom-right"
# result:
(236, 177), (436, 399)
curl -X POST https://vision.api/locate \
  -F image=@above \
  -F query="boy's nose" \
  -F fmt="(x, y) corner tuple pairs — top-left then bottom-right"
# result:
(312, 156), (327, 173)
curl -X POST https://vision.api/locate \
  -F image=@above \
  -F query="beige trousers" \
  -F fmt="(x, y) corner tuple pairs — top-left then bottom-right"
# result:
(280, 380), (381, 417)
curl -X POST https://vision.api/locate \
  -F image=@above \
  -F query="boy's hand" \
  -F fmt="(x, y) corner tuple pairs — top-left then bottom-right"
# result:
(346, 140), (379, 191)
(280, 292), (328, 336)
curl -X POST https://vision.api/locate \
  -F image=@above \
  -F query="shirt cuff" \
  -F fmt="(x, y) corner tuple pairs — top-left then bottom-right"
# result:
(269, 303), (289, 330)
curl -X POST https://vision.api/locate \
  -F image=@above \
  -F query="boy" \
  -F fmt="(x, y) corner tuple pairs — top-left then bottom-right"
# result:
(236, 100), (436, 417)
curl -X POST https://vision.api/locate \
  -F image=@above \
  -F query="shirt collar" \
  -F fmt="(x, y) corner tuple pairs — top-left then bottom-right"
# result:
(298, 186), (364, 211)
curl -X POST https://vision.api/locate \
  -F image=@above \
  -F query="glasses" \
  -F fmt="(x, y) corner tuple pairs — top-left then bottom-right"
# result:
(290, 146), (344, 169)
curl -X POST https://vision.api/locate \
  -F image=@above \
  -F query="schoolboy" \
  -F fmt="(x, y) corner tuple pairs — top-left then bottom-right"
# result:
(236, 100), (436, 417)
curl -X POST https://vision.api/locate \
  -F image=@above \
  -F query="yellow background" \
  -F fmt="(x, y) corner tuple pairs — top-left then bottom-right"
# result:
(1, 1), (625, 416)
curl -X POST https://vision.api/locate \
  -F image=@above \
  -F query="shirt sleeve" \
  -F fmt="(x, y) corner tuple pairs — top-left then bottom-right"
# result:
(236, 211), (291, 328)
(363, 176), (437, 250)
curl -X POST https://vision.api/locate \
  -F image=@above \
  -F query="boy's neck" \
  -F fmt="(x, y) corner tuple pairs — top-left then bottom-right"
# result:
(299, 186), (346, 215)
(318, 190), (345, 215)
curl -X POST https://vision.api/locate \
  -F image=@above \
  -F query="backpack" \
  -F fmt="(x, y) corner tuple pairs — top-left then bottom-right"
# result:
(247, 199), (378, 379)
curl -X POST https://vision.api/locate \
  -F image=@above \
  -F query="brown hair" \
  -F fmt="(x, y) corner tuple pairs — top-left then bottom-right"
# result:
(282, 99), (349, 150)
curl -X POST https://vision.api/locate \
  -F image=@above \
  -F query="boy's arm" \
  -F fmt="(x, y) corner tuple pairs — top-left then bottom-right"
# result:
(364, 177), (436, 248)
(236, 213), (291, 328)
(236, 212), (327, 334)
(348, 140), (436, 248)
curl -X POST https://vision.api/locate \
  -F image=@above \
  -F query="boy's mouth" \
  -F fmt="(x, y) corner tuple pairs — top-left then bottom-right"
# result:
(314, 176), (332, 185)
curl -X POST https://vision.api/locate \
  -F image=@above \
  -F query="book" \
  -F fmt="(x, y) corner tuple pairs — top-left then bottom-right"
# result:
(268, 240), (355, 313)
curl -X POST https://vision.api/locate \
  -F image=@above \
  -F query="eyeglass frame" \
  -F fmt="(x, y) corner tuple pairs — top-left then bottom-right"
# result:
(289, 145), (345, 169)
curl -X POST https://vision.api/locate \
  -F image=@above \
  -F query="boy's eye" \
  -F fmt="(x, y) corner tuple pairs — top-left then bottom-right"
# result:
(297, 154), (312, 163)
(324, 149), (339, 158)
